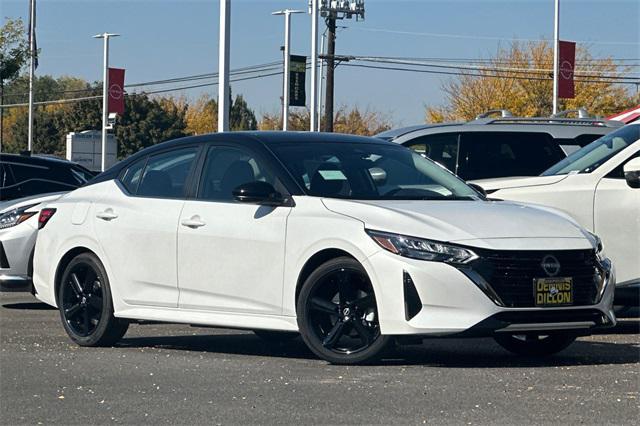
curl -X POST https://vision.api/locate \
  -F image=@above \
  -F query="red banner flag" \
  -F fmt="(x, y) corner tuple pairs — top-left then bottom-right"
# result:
(558, 41), (576, 99)
(108, 68), (126, 114)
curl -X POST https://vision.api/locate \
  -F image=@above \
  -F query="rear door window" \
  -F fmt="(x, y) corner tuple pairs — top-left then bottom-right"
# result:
(457, 132), (565, 180)
(136, 147), (199, 198)
(404, 133), (460, 173)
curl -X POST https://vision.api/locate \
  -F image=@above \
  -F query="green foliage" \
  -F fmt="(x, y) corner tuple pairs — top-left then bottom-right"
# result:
(230, 94), (257, 131)
(0, 18), (29, 82)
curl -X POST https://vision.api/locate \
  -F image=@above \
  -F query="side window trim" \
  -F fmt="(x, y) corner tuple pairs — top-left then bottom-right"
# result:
(194, 144), (289, 203)
(117, 155), (149, 196)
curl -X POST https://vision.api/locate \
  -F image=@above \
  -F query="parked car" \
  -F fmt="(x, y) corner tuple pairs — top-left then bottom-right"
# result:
(472, 123), (640, 307)
(0, 153), (95, 292)
(1, 153), (95, 201)
(32, 132), (615, 364)
(377, 110), (622, 181)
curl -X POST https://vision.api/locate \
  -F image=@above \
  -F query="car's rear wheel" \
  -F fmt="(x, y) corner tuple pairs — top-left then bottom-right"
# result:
(297, 257), (391, 364)
(58, 252), (128, 346)
(494, 332), (577, 356)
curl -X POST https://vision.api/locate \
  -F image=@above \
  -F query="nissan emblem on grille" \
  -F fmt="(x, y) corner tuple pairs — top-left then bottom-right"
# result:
(541, 255), (561, 277)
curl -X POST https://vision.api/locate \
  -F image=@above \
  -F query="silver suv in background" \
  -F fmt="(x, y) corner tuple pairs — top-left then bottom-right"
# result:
(377, 109), (622, 181)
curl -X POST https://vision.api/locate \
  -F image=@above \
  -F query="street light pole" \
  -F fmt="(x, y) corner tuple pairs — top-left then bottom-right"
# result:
(27, 0), (36, 152)
(552, 0), (560, 114)
(309, 0), (319, 132)
(273, 9), (304, 131)
(93, 32), (119, 172)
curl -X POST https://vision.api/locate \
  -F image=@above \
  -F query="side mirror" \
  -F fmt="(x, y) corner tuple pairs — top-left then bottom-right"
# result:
(232, 181), (286, 205)
(467, 182), (487, 198)
(623, 157), (640, 189)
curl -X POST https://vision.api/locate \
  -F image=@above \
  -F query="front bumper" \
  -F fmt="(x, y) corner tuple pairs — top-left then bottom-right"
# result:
(364, 251), (616, 336)
(0, 274), (33, 292)
(0, 218), (38, 293)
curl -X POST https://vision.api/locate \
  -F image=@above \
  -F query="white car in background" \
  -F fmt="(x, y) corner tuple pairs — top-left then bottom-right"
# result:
(474, 124), (640, 307)
(32, 132), (615, 365)
(0, 193), (65, 291)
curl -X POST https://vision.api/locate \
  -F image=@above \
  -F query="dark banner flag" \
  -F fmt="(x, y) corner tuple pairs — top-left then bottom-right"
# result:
(558, 41), (576, 99)
(108, 68), (126, 114)
(289, 55), (306, 107)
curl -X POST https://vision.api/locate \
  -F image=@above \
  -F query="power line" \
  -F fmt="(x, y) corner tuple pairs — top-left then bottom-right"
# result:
(350, 56), (640, 80)
(0, 69), (287, 109)
(341, 62), (640, 85)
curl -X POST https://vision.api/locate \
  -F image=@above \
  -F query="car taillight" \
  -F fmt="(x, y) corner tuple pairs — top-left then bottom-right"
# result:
(38, 208), (57, 229)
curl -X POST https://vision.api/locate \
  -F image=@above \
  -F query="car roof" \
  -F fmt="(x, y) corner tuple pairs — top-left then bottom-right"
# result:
(0, 153), (83, 168)
(90, 131), (397, 184)
(380, 117), (623, 143)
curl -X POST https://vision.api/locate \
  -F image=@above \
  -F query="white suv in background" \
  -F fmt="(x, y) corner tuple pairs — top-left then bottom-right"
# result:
(474, 124), (640, 306)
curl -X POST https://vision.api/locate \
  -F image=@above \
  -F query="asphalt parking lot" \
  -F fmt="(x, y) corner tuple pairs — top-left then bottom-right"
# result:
(1, 292), (638, 425)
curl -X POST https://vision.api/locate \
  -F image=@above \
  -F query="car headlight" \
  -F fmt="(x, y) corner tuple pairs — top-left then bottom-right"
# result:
(366, 230), (478, 264)
(0, 204), (38, 229)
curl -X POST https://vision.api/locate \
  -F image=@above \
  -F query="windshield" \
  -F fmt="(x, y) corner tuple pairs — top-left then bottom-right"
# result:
(543, 125), (640, 176)
(270, 142), (480, 200)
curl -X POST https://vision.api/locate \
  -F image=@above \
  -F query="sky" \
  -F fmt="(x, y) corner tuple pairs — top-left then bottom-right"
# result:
(3, 0), (639, 125)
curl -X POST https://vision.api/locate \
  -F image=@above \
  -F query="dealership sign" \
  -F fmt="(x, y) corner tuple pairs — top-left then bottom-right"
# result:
(289, 55), (306, 107)
(558, 41), (576, 99)
(108, 67), (126, 114)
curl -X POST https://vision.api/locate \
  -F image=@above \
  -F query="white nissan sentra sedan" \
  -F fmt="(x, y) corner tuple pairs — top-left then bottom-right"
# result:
(32, 132), (616, 364)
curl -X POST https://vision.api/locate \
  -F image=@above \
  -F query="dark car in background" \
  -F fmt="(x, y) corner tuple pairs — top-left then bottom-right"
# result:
(1, 153), (96, 201)
(377, 110), (622, 181)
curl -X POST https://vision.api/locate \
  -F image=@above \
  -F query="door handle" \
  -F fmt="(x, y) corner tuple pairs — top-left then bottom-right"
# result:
(181, 216), (206, 229)
(96, 209), (118, 221)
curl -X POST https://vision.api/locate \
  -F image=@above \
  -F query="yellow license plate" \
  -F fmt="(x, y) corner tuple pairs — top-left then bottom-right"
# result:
(534, 277), (573, 306)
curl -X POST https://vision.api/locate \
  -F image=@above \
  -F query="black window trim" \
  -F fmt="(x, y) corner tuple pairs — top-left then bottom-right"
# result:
(116, 143), (203, 200)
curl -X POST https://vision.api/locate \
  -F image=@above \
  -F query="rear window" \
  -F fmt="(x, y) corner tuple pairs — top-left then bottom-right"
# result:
(457, 132), (565, 180)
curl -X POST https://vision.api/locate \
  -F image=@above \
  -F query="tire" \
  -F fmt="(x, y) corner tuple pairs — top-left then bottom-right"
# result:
(296, 256), (391, 364)
(253, 330), (299, 343)
(58, 252), (128, 346)
(494, 332), (577, 356)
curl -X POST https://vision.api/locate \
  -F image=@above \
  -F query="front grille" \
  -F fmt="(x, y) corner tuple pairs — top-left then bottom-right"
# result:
(470, 249), (601, 308)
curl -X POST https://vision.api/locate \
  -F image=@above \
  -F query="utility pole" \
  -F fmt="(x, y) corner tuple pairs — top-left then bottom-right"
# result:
(218, 0), (230, 132)
(309, 0), (319, 132)
(318, 1), (365, 132)
(27, 0), (36, 152)
(552, 0), (560, 115)
(323, 14), (336, 132)
(93, 32), (119, 172)
(317, 31), (326, 131)
(273, 9), (304, 131)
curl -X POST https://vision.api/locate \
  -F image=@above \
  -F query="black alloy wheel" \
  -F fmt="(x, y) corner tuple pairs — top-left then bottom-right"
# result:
(58, 253), (128, 346)
(494, 332), (577, 356)
(297, 257), (391, 364)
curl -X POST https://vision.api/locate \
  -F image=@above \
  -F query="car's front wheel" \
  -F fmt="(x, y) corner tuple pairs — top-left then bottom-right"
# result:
(494, 332), (577, 356)
(297, 257), (391, 364)
(58, 252), (128, 346)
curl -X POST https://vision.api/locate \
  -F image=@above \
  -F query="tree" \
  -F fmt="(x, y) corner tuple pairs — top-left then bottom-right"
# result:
(185, 92), (257, 135)
(1, 18), (30, 148)
(230, 94), (257, 131)
(259, 106), (391, 135)
(425, 41), (639, 122)
(185, 94), (217, 135)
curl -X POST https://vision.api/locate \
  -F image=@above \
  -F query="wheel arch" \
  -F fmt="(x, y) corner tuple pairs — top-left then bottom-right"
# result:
(54, 246), (97, 305)
(294, 248), (358, 305)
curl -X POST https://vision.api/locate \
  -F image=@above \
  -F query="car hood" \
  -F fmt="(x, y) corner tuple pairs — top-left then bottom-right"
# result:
(0, 192), (66, 213)
(322, 198), (588, 243)
(470, 175), (568, 192)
